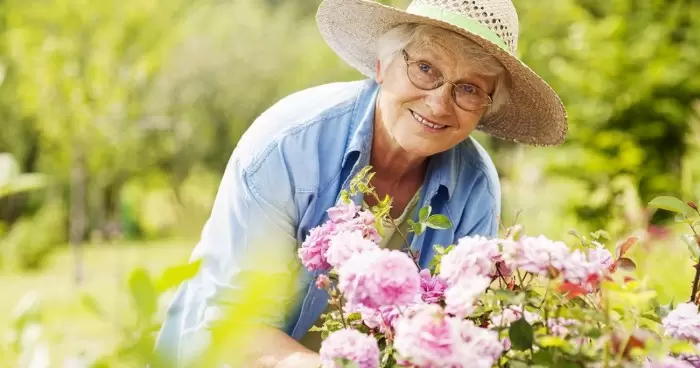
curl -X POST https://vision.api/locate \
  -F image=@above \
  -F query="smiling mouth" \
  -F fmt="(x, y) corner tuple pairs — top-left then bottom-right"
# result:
(410, 110), (447, 130)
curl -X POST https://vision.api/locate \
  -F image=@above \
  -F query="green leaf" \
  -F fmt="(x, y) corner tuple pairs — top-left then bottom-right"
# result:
(492, 289), (517, 301)
(648, 196), (695, 216)
(340, 191), (351, 204)
(412, 221), (426, 235)
(590, 230), (611, 240)
(508, 361), (530, 368)
(418, 206), (432, 222)
(641, 311), (662, 323)
(346, 312), (362, 322)
(670, 340), (698, 355)
(532, 348), (555, 365)
(584, 328), (603, 339)
(675, 213), (688, 223)
(80, 294), (105, 320)
(128, 267), (157, 322)
(433, 244), (446, 254)
(537, 336), (568, 348)
(509, 317), (534, 351)
(155, 259), (202, 293)
(425, 214), (452, 230)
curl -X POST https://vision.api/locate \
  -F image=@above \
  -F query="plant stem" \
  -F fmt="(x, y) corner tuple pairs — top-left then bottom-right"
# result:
(370, 192), (421, 269)
(603, 287), (611, 368)
(689, 224), (700, 303)
(371, 192), (410, 247)
(332, 292), (348, 328)
(517, 270), (525, 286)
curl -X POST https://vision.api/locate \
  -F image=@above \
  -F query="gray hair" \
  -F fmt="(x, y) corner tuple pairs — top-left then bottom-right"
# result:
(376, 23), (510, 116)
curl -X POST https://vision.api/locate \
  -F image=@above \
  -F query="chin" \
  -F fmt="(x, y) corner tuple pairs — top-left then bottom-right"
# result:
(397, 138), (441, 158)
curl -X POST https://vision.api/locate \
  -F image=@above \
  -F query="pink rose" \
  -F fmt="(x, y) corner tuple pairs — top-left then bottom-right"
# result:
(338, 249), (420, 310)
(319, 328), (380, 368)
(419, 269), (448, 304)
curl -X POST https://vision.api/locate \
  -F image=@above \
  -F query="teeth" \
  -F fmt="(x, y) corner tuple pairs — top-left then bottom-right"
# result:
(412, 111), (446, 130)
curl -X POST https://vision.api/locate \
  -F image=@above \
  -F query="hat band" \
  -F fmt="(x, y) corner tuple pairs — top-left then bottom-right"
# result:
(406, 3), (510, 53)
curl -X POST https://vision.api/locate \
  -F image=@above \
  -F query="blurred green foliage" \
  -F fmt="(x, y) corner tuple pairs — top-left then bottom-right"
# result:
(0, 0), (696, 267)
(0, 253), (201, 367)
(0, 2), (698, 365)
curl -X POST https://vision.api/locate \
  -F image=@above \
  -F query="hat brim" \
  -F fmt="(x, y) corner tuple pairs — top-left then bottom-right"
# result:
(316, 0), (568, 146)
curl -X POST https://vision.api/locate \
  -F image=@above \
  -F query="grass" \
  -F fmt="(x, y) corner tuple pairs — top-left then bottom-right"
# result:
(0, 238), (195, 366)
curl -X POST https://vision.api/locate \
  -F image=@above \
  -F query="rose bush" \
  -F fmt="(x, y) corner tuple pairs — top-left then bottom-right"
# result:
(298, 168), (700, 368)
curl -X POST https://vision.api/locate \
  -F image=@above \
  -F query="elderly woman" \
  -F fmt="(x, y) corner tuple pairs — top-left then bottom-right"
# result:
(155, 0), (567, 366)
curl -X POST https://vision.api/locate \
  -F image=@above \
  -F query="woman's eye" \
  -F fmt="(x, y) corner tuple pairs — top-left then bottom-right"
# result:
(457, 84), (478, 94)
(418, 63), (432, 73)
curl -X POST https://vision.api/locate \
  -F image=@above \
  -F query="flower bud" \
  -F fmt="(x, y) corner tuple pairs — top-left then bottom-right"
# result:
(689, 201), (699, 211)
(315, 274), (331, 289)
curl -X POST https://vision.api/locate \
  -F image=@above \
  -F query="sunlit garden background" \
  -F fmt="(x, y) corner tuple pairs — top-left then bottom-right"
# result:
(0, 0), (698, 366)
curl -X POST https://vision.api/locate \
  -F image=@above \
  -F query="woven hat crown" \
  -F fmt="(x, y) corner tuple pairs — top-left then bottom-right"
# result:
(409, 0), (520, 54)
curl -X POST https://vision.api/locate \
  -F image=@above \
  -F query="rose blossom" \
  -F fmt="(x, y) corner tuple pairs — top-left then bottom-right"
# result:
(338, 249), (421, 310)
(319, 328), (380, 368)
(489, 305), (541, 327)
(330, 202), (382, 244)
(419, 269), (448, 304)
(458, 320), (505, 368)
(315, 274), (331, 289)
(298, 222), (335, 271)
(355, 305), (402, 333)
(560, 249), (605, 290)
(326, 201), (361, 224)
(444, 276), (491, 319)
(351, 303), (426, 334)
(326, 230), (378, 268)
(588, 242), (614, 271)
(394, 305), (503, 368)
(547, 317), (580, 338)
(503, 235), (571, 276)
(663, 303), (700, 343)
(394, 304), (464, 367)
(439, 236), (501, 285)
(298, 202), (381, 271)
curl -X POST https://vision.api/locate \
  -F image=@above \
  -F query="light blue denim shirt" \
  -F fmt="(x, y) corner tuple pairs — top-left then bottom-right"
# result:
(154, 78), (501, 366)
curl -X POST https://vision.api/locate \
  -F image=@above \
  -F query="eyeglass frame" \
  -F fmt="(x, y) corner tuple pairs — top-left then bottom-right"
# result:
(401, 49), (493, 112)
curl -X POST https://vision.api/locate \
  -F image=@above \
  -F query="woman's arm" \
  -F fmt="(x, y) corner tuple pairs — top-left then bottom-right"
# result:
(154, 150), (314, 367)
(243, 326), (321, 367)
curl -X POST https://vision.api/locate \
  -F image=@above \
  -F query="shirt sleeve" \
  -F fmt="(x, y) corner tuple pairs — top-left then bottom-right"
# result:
(153, 150), (304, 367)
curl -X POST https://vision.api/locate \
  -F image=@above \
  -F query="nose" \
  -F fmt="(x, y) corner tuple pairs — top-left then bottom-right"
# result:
(424, 83), (453, 117)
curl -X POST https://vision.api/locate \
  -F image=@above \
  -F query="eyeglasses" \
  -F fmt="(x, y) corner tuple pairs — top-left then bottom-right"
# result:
(401, 49), (492, 112)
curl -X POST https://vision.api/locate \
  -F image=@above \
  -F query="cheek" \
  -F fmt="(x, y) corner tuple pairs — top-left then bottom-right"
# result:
(455, 112), (483, 133)
(382, 71), (424, 107)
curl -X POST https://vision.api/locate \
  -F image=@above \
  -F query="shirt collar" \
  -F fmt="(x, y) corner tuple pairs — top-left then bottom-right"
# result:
(342, 79), (379, 167)
(342, 78), (459, 200)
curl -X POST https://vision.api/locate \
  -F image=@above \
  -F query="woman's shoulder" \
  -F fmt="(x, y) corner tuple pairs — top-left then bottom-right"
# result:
(231, 79), (377, 187)
(456, 137), (499, 179)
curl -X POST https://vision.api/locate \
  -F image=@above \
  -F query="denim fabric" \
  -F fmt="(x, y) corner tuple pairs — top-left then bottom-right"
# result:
(154, 78), (501, 366)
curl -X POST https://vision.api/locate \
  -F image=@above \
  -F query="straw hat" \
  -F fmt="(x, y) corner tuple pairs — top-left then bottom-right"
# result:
(316, 0), (568, 146)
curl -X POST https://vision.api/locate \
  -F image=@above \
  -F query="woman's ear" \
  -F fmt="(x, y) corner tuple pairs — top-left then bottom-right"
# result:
(374, 59), (384, 84)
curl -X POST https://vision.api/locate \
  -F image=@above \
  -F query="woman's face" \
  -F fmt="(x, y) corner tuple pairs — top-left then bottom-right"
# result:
(375, 43), (496, 158)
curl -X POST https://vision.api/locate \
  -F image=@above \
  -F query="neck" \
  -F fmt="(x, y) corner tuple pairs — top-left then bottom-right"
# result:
(370, 105), (427, 183)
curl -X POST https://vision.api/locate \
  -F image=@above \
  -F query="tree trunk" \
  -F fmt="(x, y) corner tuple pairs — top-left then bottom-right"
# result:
(70, 149), (87, 285)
